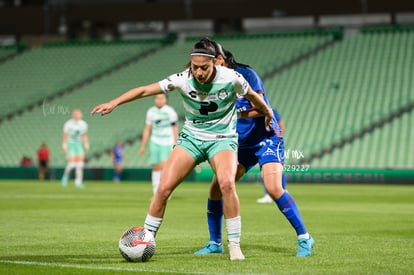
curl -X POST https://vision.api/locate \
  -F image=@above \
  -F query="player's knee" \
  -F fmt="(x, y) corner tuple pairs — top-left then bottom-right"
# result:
(155, 184), (173, 201)
(218, 177), (236, 195)
(266, 185), (284, 200)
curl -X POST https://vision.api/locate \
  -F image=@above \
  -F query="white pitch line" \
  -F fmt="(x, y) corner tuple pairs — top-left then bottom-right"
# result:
(0, 260), (264, 275)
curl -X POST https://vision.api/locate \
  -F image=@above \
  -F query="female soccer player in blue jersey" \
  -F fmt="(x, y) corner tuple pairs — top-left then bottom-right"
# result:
(91, 38), (274, 261)
(194, 43), (314, 257)
(112, 140), (124, 182)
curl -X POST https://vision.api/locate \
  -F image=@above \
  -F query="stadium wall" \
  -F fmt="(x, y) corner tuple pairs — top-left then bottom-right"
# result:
(1, 167), (413, 184)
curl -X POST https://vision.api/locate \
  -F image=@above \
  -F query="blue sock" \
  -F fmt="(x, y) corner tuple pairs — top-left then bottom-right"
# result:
(282, 173), (287, 190)
(207, 199), (223, 244)
(275, 192), (307, 235)
(114, 171), (121, 181)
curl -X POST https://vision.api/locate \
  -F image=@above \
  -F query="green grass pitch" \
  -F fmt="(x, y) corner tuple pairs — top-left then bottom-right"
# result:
(0, 180), (413, 274)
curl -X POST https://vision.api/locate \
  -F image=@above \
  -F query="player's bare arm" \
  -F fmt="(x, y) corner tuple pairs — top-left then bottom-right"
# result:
(62, 132), (68, 154)
(82, 133), (89, 153)
(244, 88), (273, 130)
(91, 83), (162, 115)
(139, 124), (151, 156)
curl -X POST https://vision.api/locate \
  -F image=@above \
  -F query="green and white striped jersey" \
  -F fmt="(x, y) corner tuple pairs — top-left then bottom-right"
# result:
(145, 104), (178, 145)
(158, 66), (249, 140)
(63, 119), (88, 144)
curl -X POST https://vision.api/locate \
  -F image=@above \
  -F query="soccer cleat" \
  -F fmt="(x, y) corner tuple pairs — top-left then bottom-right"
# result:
(228, 244), (245, 261)
(296, 236), (315, 257)
(61, 176), (68, 187)
(75, 183), (85, 189)
(194, 241), (224, 254)
(256, 194), (273, 204)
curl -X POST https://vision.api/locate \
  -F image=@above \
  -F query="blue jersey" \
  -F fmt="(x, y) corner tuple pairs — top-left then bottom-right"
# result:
(235, 65), (282, 148)
(113, 145), (123, 163)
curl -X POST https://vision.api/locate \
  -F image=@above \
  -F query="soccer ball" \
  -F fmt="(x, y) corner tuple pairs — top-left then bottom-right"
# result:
(119, 227), (156, 262)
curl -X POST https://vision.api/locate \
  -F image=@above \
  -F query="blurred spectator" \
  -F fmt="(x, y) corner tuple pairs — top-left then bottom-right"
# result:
(112, 140), (124, 183)
(37, 143), (50, 180)
(20, 156), (33, 167)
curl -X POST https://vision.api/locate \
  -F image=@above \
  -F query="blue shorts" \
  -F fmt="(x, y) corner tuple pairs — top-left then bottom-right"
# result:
(238, 136), (285, 172)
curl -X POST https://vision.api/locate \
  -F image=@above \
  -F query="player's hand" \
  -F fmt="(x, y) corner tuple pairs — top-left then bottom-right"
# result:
(138, 147), (145, 156)
(91, 102), (116, 116)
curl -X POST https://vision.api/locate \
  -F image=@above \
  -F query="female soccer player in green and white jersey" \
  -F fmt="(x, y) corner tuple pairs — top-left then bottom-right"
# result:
(139, 94), (178, 195)
(91, 37), (273, 261)
(61, 109), (89, 188)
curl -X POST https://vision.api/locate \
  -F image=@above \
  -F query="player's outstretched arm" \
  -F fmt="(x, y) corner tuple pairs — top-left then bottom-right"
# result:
(91, 83), (162, 116)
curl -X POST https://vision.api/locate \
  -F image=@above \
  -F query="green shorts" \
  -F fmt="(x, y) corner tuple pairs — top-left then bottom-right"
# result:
(149, 142), (173, 165)
(176, 132), (238, 165)
(67, 143), (84, 158)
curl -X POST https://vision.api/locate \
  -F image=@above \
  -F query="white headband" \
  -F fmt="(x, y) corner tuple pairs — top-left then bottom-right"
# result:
(191, 53), (215, 58)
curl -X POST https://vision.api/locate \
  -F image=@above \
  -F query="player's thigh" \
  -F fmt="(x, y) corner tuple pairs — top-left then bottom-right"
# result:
(237, 147), (258, 179)
(261, 162), (284, 195)
(210, 150), (237, 185)
(159, 145), (196, 190)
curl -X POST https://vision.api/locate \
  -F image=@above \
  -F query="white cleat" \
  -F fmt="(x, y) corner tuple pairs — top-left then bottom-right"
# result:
(228, 244), (245, 261)
(256, 194), (273, 204)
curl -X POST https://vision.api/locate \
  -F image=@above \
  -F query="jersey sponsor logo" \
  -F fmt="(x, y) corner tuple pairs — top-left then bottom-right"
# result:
(189, 90), (209, 100)
(189, 90), (197, 98)
(208, 94), (218, 100)
(199, 101), (218, 115)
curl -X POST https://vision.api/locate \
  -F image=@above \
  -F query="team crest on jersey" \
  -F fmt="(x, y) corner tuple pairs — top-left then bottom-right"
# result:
(218, 89), (228, 100)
